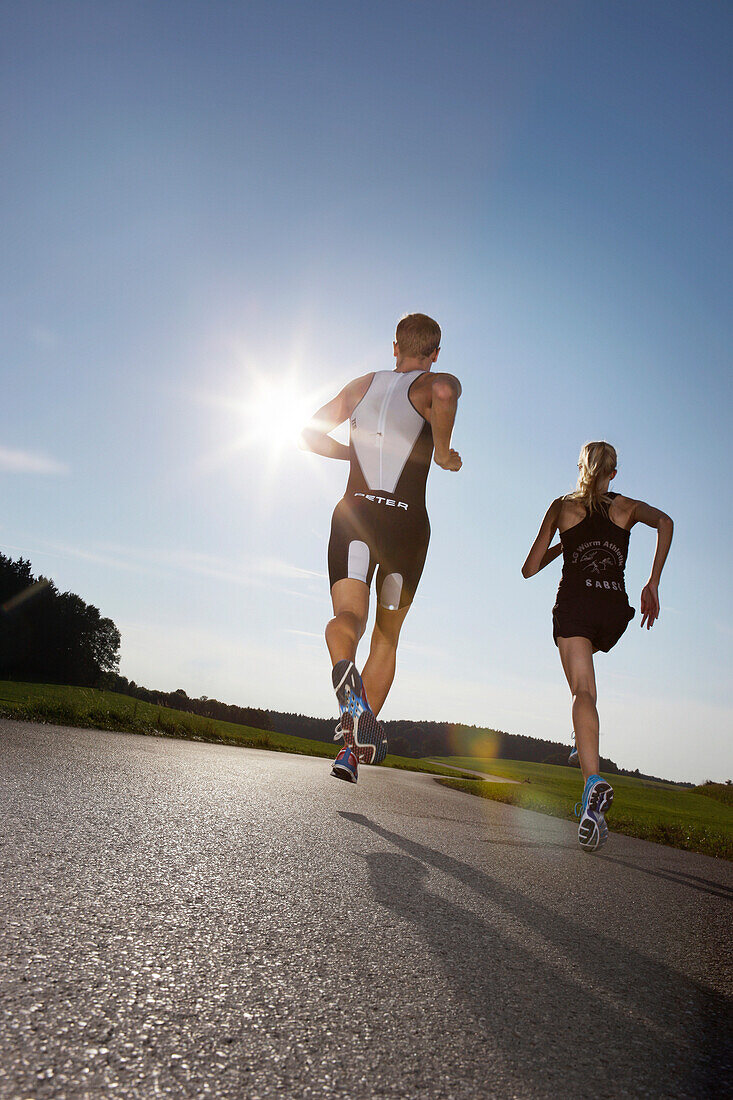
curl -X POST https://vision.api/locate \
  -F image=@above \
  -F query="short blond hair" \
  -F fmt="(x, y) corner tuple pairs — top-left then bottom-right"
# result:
(395, 313), (441, 357)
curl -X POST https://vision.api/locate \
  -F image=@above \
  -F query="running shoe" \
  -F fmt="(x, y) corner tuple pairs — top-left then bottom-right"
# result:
(568, 732), (579, 766)
(331, 660), (388, 765)
(331, 744), (358, 783)
(574, 774), (613, 853)
(339, 713), (388, 766)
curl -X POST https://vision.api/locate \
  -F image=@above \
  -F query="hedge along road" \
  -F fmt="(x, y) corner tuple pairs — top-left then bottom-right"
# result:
(1, 719), (731, 1100)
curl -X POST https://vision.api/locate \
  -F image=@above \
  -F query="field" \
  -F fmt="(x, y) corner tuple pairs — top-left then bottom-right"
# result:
(430, 756), (733, 860)
(0, 681), (470, 780)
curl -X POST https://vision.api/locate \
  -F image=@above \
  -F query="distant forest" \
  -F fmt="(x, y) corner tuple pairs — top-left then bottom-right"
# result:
(2, 550), (663, 781)
(0, 554), (120, 686)
(108, 675), (657, 780)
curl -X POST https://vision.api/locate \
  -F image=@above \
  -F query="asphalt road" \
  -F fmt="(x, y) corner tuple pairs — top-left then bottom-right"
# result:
(1, 720), (731, 1100)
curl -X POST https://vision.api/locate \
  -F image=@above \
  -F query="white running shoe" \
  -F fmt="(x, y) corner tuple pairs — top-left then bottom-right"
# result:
(568, 731), (579, 766)
(575, 775), (613, 853)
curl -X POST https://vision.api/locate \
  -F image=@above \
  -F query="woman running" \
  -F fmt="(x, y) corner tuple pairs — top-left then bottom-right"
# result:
(522, 441), (673, 852)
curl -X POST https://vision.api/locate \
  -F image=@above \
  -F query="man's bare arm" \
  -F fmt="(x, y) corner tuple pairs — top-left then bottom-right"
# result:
(300, 374), (372, 461)
(430, 373), (462, 472)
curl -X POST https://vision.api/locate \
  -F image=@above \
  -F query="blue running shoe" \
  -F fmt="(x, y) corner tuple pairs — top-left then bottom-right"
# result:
(568, 732), (579, 766)
(331, 744), (358, 783)
(574, 774), (613, 852)
(331, 660), (388, 765)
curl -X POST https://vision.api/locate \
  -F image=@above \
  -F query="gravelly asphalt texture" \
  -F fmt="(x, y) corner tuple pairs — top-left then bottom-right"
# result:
(1, 720), (731, 1100)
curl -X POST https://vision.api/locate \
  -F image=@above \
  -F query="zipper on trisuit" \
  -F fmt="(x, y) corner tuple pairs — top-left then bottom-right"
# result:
(376, 374), (400, 489)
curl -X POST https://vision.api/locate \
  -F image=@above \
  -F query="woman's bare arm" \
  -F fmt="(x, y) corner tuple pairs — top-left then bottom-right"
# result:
(630, 500), (674, 628)
(522, 499), (563, 578)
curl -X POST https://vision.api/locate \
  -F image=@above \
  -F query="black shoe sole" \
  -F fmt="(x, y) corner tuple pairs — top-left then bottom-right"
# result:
(331, 763), (357, 784)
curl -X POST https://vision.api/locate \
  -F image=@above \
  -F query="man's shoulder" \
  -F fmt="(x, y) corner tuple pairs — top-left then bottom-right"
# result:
(344, 372), (375, 400)
(410, 370), (461, 390)
(429, 371), (462, 397)
(348, 371), (376, 386)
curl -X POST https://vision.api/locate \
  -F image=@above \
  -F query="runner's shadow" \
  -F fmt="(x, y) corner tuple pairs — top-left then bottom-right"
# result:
(596, 854), (733, 899)
(340, 812), (732, 1097)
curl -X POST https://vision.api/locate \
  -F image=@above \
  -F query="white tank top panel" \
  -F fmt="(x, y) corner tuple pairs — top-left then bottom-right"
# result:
(348, 371), (429, 497)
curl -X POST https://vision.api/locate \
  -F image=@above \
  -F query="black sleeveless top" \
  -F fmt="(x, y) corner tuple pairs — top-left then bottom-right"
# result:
(556, 493), (631, 605)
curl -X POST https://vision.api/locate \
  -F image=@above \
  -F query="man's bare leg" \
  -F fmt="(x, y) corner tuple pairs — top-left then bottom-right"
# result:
(326, 578), (369, 666)
(326, 578), (387, 767)
(557, 636), (599, 780)
(361, 602), (411, 716)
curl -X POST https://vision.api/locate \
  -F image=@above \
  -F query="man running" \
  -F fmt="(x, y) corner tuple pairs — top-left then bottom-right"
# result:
(300, 313), (462, 783)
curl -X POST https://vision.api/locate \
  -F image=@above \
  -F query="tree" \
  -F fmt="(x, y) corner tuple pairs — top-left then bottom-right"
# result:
(0, 553), (121, 686)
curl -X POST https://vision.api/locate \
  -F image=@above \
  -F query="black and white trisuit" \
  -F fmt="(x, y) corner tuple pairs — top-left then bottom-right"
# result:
(553, 492), (636, 652)
(328, 369), (433, 610)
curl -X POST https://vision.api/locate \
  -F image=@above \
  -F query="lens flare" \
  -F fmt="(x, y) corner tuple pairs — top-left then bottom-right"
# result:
(447, 724), (502, 760)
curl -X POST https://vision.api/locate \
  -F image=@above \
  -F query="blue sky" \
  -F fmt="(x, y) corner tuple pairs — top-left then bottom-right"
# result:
(1, 1), (731, 783)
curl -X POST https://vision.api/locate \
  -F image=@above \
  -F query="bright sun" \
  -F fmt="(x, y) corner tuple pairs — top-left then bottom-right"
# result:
(239, 376), (316, 455)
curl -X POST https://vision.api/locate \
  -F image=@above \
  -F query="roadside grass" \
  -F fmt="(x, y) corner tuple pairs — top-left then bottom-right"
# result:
(0, 681), (473, 781)
(430, 756), (733, 861)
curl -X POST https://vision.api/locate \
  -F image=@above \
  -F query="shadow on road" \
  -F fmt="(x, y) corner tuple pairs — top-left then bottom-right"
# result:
(597, 855), (733, 900)
(340, 811), (732, 1098)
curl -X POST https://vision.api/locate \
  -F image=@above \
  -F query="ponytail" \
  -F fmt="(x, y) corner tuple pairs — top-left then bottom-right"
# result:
(566, 441), (617, 513)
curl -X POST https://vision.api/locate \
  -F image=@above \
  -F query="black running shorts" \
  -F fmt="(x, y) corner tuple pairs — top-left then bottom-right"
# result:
(552, 598), (635, 653)
(328, 494), (430, 610)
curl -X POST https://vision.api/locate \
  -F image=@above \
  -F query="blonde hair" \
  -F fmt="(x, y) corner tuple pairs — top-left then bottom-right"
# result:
(567, 441), (617, 513)
(395, 313), (441, 358)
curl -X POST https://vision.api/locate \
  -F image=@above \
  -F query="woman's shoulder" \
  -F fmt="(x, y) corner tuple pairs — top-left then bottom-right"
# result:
(607, 493), (637, 530)
(556, 495), (586, 531)
(609, 491), (636, 506)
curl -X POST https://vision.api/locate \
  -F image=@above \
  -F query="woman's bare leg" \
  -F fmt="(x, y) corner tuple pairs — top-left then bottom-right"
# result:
(557, 636), (599, 781)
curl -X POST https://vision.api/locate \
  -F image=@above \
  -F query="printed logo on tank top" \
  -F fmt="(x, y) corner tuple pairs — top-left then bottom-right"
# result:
(572, 539), (626, 592)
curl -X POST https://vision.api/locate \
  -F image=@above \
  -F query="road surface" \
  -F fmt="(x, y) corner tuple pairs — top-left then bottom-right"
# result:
(1, 720), (731, 1099)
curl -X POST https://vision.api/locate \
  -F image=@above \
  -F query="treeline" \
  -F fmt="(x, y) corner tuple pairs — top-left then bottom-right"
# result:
(266, 712), (672, 780)
(0, 554), (120, 686)
(265, 711), (628, 774)
(106, 674), (272, 734)
(103, 676), (640, 778)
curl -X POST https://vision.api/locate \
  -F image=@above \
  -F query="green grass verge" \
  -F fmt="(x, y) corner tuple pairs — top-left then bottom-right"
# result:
(0, 681), (473, 781)
(429, 756), (733, 860)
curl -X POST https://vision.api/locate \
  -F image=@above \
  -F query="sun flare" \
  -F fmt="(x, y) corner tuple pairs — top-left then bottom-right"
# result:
(239, 378), (314, 453)
(195, 352), (338, 483)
